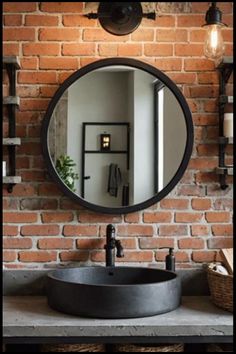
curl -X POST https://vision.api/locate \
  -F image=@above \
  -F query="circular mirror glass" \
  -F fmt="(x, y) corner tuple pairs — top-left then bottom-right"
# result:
(42, 58), (193, 214)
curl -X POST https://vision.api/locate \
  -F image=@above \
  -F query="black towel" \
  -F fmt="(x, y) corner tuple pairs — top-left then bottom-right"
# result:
(107, 163), (122, 197)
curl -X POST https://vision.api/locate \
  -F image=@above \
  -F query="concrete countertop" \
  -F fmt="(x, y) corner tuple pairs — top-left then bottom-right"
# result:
(3, 296), (233, 343)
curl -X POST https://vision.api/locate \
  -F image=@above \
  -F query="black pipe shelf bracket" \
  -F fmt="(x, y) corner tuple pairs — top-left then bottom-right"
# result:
(216, 56), (233, 190)
(3, 56), (22, 193)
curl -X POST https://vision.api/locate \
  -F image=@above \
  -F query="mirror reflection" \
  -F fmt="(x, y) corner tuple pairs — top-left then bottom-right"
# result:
(48, 66), (187, 207)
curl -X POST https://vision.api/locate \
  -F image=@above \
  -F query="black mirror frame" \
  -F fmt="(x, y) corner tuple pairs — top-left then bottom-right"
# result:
(41, 58), (194, 215)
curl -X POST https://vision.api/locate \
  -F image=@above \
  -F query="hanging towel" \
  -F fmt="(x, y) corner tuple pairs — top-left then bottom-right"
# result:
(107, 163), (122, 197)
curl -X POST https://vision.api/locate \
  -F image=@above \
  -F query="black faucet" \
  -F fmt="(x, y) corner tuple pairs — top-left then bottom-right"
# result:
(104, 224), (124, 266)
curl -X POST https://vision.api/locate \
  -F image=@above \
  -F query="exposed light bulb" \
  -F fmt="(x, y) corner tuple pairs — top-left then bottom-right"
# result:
(204, 24), (225, 60)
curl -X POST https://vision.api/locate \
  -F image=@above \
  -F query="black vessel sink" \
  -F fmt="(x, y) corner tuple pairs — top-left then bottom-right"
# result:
(46, 266), (181, 318)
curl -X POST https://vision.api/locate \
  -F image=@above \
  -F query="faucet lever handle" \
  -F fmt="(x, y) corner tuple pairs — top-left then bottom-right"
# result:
(115, 240), (124, 258)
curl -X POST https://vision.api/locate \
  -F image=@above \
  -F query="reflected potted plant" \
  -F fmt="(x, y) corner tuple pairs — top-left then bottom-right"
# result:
(55, 155), (79, 192)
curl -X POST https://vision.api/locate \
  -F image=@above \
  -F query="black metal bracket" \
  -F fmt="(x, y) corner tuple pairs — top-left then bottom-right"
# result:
(84, 12), (156, 20)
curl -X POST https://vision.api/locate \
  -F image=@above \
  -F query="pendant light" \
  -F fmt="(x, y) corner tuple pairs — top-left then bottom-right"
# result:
(202, 2), (227, 60)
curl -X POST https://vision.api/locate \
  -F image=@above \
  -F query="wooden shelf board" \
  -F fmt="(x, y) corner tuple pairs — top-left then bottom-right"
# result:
(3, 96), (20, 106)
(3, 176), (22, 184)
(3, 138), (21, 146)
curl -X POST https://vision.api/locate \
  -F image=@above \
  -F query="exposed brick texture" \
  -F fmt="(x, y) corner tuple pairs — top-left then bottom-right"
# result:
(3, 2), (233, 269)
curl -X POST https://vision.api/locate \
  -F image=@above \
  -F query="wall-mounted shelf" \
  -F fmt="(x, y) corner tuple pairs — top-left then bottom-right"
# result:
(3, 56), (21, 193)
(3, 138), (21, 146)
(216, 56), (233, 190)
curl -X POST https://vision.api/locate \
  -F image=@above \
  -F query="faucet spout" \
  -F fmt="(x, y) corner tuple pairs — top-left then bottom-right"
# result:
(104, 224), (124, 266)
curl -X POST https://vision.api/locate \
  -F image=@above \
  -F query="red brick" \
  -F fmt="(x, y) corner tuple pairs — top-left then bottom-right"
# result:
(19, 251), (57, 262)
(23, 43), (60, 56)
(77, 238), (136, 250)
(63, 15), (97, 27)
(193, 114), (218, 126)
(3, 2), (37, 12)
(139, 238), (174, 249)
(212, 225), (233, 237)
(38, 183), (63, 196)
(143, 16), (175, 27)
(20, 171), (45, 182)
(3, 184), (37, 197)
(3, 28), (35, 41)
(177, 15), (204, 27)
(189, 158), (217, 170)
(4, 14), (22, 26)
(98, 44), (118, 57)
(25, 15), (59, 26)
(131, 29), (154, 41)
(38, 238), (73, 249)
(159, 225), (188, 236)
(39, 86), (58, 98)
(192, 251), (217, 262)
(3, 43), (19, 56)
(63, 225), (98, 237)
(203, 100), (218, 113)
(21, 225), (60, 236)
(117, 225), (154, 237)
(191, 225), (210, 236)
(4, 212), (38, 223)
(28, 125), (41, 138)
(20, 58), (38, 70)
(39, 28), (80, 41)
(175, 44), (203, 56)
(20, 198), (58, 211)
(16, 156), (30, 169)
(154, 58), (182, 71)
(118, 44), (142, 57)
(62, 43), (95, 56)
(167, 73), (196, 84)
(3, 251), (17, 262)
(205, 212), (231, 223)
(3, 238), (32, 249)
(188, 86), (218, 98)
(184, 59), (215, 71)
(177, 185), (205, 197)
(18, 72), (57, 84)
(60, 198), (84, 210)
(20, 99), (50, 112)
(41, 212), (74, 223)
(78, 213), (121, 223)
(3, 226), (18, 237)
(156, 29), (187, 42)
(156, 251), (189, 262)
(124, 213), (140, 223)
(143, 212), (172, 223)
(208, 238), (233, 249)
(178, 238), (205, 249)
(3, 199), (19, 210)
(160, 199), (189, 210)
(83, 29), (129, 42)
(192, 2), (233, 14)
(58, 71), (75, 84)
(18, 142), (42, 155)
(198, 73), (219, 84)
(191, 199), (212, 210)
(175, 212), (203, 223)
(190, 29), (205, 42)
(39, 57), (78, 70)
(40, 2), (83, 13)
(214, 199), (233, 210)
(59, 251), (89, 262)
(144, 44), (173, 56)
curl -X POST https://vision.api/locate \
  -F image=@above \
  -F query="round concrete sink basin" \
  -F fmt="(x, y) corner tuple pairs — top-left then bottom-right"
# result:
(46, 266), (181, 318)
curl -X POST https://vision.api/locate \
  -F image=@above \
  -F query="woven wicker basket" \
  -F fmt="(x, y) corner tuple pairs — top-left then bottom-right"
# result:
(114, 343), (184, 352)
(41, 343), (105, 352)
(207, 266), (233, 313)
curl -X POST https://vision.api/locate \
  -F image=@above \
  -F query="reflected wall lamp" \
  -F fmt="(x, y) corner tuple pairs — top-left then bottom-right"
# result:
(84, 2), (156, 35)
(202, 2), (227, 60)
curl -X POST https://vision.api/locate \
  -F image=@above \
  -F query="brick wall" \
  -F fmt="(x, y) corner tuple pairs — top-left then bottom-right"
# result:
(3, 2), (233, 269)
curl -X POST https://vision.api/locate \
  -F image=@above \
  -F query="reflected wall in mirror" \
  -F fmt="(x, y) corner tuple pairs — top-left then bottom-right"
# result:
(42, 58), (193, 214)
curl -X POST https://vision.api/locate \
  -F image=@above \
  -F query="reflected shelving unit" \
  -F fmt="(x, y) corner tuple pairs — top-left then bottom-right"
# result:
(3, 56), (21, 192)
(216, 56), (233, 189)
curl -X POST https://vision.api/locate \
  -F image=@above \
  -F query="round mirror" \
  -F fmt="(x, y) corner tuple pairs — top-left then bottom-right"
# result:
(42, 58), (193, 214)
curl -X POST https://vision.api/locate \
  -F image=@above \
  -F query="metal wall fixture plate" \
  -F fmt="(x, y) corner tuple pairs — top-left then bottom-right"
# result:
(85, 2), (156, 35)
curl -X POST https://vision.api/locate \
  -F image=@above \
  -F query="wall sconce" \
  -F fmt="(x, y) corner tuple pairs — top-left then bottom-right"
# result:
(100, 134), (111, 151)
(85, 2), (156, 35)
(202, 2), (227, 60)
